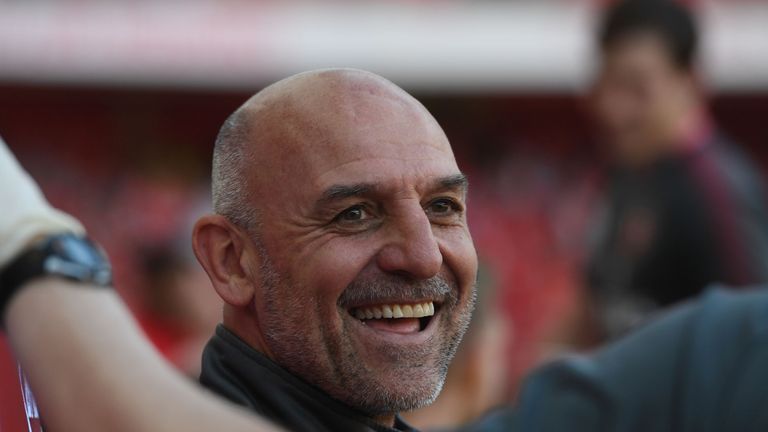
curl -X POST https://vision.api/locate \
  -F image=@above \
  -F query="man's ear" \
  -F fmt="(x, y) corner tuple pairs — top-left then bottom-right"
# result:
(192, 214), (257, 307)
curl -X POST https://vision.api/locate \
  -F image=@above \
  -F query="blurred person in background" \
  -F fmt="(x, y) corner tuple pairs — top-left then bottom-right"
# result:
(586, 0), (768, 340)
(131, 190), (222, 377)
(137, 242), (221, 376)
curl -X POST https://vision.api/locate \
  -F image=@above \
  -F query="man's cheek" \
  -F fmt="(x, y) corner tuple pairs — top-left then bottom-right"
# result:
(439, 231), (477, 283)
(310, 239), (375, 281)
(298, 252), (363, 312)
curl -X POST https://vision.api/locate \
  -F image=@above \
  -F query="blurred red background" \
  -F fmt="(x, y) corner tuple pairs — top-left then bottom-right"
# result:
(1, 1), (767, 430)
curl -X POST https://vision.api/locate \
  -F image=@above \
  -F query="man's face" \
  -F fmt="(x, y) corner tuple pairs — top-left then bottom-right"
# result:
(591, 33), (694, 165)
(242, 81), (478, 416)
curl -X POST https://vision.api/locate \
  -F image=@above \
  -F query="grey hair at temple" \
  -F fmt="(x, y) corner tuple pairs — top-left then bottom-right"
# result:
(211, 107), (259, 230)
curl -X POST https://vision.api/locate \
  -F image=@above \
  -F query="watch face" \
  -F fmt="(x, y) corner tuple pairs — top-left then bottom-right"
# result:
(45, 235), (112, 285)
(53, 236), (106, 267)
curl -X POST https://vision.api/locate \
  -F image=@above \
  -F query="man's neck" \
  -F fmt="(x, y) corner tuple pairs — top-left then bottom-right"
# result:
(222, 306), (277, 360)
(217, 321), (403, 429)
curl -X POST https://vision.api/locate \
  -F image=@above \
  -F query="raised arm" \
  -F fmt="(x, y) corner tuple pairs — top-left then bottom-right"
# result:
(0, 137), (283, 432)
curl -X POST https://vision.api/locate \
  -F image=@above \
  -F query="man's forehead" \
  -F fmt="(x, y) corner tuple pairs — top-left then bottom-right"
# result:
(235, 69), (459, 202)
(247, 125), (455, 191)
(252, 95), (452, 171)
(245, 70), (447, 146)
(299, 153), (462, 207)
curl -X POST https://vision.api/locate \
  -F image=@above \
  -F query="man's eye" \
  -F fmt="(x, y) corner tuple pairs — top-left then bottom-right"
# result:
(335, 205), (369, 223)
(426, 198), (461, 216)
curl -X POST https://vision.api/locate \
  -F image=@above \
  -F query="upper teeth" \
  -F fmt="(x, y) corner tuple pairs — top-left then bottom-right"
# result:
(353, 302), (435, 320)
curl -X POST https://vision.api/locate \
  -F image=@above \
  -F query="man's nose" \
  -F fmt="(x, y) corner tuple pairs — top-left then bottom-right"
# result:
(376, 206), (442, 280)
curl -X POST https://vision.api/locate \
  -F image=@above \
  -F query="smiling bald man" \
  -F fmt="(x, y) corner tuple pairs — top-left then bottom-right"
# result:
(191, 69), (477, 432)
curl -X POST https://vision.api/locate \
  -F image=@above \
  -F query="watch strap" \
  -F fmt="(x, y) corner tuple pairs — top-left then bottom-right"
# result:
(0, 241), (48, 322)
(0, 234), (112, 326)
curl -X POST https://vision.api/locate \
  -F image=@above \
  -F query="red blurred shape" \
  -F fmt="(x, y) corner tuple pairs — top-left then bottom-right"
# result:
(0, 335), (42, 432)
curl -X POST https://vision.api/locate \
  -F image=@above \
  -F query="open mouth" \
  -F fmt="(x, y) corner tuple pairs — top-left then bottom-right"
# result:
(349, 301), (438, 334)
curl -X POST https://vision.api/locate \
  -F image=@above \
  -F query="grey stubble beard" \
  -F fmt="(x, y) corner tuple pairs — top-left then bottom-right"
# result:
(256, 243), (476, 417)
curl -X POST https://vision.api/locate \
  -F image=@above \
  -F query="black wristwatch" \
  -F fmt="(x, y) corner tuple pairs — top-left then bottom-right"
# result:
(0, 233), (112, 323)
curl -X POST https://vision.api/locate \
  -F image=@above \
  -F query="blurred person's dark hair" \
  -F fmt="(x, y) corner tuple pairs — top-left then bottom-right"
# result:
(599, 0), (698, 71)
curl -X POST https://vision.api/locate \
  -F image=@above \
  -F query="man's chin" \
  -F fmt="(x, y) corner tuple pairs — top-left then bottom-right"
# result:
(337, 372), (446, 417)
(330, 307), (460, 413)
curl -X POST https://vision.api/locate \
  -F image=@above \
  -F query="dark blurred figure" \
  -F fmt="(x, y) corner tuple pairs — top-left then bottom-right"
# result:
(137, 244), (220, 376)
(586, 0), (768, 339)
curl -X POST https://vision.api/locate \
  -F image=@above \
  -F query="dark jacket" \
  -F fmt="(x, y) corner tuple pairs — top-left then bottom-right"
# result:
(462, 287), (768, 432)
(199, 325), (418, 432)
(588, 134), (768, 337)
